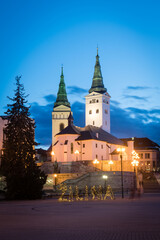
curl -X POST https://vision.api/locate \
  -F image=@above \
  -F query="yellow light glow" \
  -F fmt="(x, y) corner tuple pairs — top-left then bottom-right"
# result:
(108, 160), (113, 165)
(93, 159), (99, 164)
(54, 174), (57, 178)
(102, 175), (108, 179)
(131, 160), (139, 167)
(74, 150), (79, 154)
(51, 151), (55, 156)
(117, 147), (125, 152)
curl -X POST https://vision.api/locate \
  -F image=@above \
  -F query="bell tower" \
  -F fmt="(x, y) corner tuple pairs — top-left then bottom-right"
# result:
(85, 48), (111, 133)
(52, 67), (71, 145)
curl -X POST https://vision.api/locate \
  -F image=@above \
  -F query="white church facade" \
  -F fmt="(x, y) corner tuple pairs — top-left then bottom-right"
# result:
(52, 50), (134, 163)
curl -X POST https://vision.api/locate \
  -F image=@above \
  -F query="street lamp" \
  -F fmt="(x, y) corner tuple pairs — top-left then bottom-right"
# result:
(93, 159), (100, 171)
(131, 150), (139, 189)
(54, 174), (57, 191)
(117, 147), (125, 199)
(51, 151), (55, 162)
(108, 160), (114, 171)
(102, 175), (108, 191)
(74, 150), (79, 161)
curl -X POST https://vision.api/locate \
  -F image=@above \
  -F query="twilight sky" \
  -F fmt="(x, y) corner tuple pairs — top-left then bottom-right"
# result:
(1, 0), (160, 148)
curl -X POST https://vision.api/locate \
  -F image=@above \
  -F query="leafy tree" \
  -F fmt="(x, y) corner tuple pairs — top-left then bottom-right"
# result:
(1, 76), (47, 199)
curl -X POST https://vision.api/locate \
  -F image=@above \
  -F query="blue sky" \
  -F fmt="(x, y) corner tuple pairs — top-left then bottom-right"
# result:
(1, 0), (160, 148)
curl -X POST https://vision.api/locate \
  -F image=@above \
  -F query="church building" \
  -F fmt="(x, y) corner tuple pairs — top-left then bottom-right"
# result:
(52, 50), (134, 163)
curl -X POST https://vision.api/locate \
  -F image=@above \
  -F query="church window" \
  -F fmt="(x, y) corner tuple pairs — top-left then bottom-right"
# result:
(101, 145), (103, 149)
(93, 121), (95, 125)
(105, 109), (108, 114)
(89, 110), (92, 114)
(83, 144), (85, 148)
(101, 156), (103, 160)
(71, 143), (73, 154)
(96, 143), (98, 148)
(96, 109), (99, 113)
(105, 121), (107, 126)
(139, 153), (143, 159)
(96, 154), (98, 159)
(97, 100), (99, 103)
(60, 123), (64, 132)
(90, 100), (92, 103)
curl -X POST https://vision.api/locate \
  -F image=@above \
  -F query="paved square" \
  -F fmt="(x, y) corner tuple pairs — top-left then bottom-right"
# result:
(0, 194), (160, 240)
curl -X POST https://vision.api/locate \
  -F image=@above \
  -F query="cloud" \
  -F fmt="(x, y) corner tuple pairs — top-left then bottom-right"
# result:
(30, 94), (160, 148)
(127, 86), (150, 90)
(110, 100), (120, 106)
(111, 105), (160, 145)
(67, 86), (88, 95)
(123, 95), (148, 101)
(44, 94), (56, 103)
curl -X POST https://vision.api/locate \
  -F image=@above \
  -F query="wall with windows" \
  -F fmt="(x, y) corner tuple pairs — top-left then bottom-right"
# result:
(85, 91), (110, 133)
(52, 105), (71, 145)
(137, 149), (159, 171)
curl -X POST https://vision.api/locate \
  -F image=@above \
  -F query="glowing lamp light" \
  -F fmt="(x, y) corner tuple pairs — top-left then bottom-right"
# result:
(108, 160), (113, 165)
(93, 159), (99, 164)
(117, 148), (125, 152)
(54, 174), (57, 178)
(51, 151), (55, 156)
(102, 175), (108, 179)
(131, 160), (139, 167)
(74, 150), (79, 154)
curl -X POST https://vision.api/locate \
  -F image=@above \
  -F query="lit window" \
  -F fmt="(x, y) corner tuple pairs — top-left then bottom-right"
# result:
(96, 109), (99, 113)
(89, 110), (92, 114)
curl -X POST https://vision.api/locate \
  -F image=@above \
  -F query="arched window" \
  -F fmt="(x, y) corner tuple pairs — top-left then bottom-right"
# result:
(71, 143), (73, 154)
(105, 109), (108, 114)
(96, 109), (99, 113)
(97, 100), (99, 103)
(89, 110), (92, 114)
(60, 123), (64, 132)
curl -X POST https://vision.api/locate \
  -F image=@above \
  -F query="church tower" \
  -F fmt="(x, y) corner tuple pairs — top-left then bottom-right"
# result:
(52, 67), (71, 145)
(85, 49), (111, 133)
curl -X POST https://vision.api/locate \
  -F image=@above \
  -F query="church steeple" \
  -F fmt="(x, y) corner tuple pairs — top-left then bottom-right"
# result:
(54, 66), (70, 108)
(89, 48), (107, 94)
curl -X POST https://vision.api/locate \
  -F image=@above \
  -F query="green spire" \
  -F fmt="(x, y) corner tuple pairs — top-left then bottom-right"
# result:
(54, 66), (70, 108)
(89, 48), (107, 94)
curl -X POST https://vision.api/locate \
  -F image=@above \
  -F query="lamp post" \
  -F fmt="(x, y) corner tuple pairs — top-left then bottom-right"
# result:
(74, 150), (79, 161)
(131, 150), (139, 190)
(54, 174), (57, 191)
(93, 159), (100, 171)
(102, 175), (108, 192)
(108, 160), (114, 171)
(117, 147), (125, 199)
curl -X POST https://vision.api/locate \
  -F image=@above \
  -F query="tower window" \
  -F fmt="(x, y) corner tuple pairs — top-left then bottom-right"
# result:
(105, 121), (107, 126)
(96, 109), (99, 113)
(60, 123), (64, 131)
(71, 143), (73, 154)
(89, 110), (92, 114)
(83, 144), (85, 148)
(97, 100), (99, 103)
(96, 154), (98, 159)
(95, 143), (98, 148)
(93, 121), (95, 125)
(105, 109), (108, 114)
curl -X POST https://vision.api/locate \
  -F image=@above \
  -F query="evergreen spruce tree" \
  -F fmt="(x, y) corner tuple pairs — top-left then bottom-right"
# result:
(1, 76), (47, 199)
